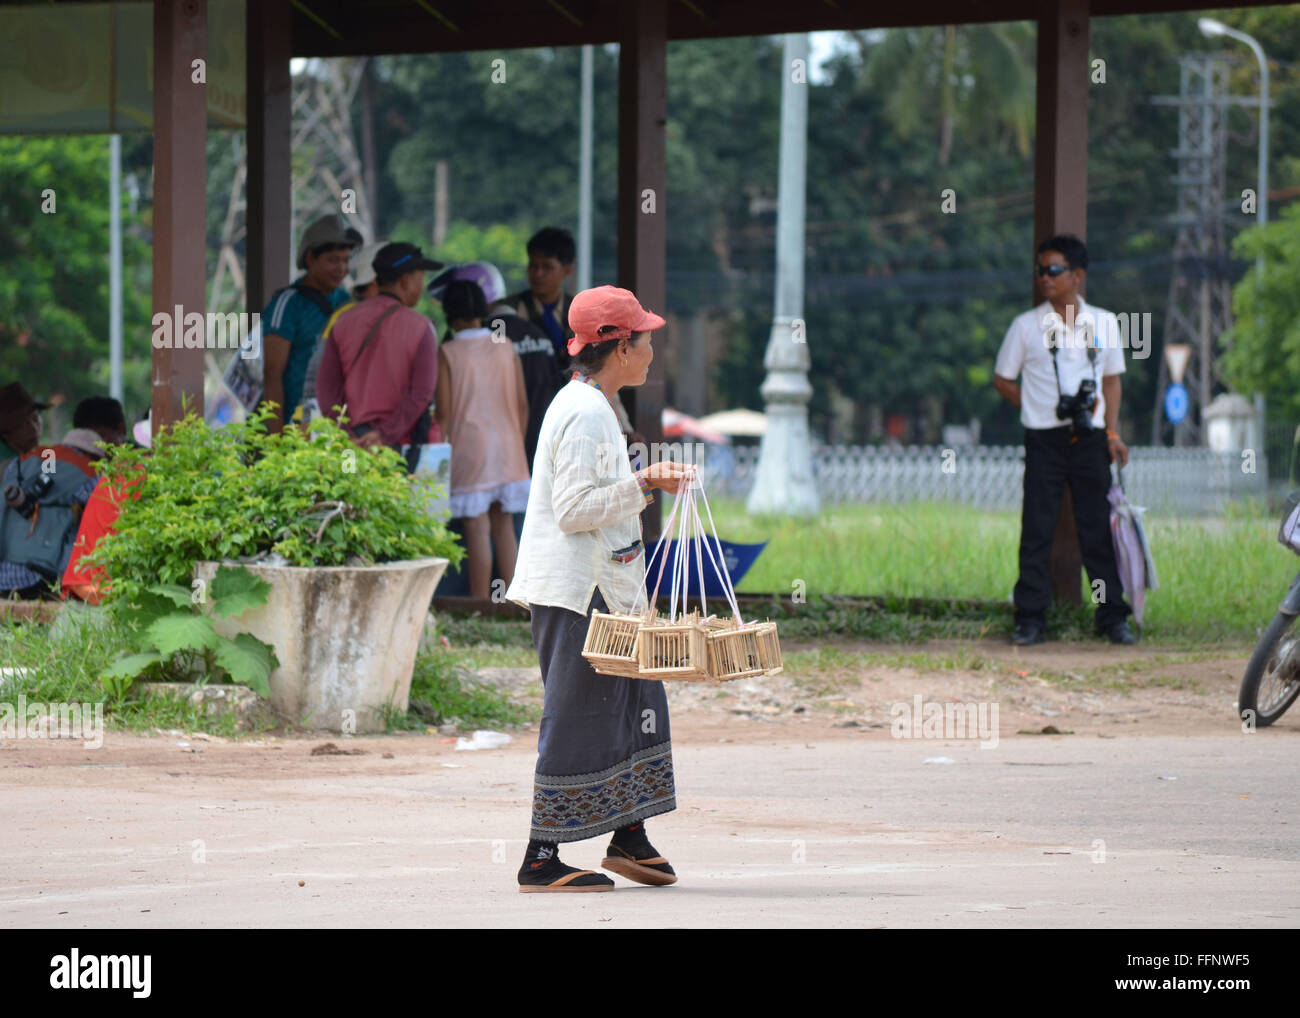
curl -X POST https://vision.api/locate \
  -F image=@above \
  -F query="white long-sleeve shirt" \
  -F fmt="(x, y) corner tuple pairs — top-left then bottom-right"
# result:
(506, 378), (649, 615)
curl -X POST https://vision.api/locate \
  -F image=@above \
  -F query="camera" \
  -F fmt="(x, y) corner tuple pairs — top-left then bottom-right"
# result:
(1056, 378), (1097, 431)
(3, 471), (54, 519)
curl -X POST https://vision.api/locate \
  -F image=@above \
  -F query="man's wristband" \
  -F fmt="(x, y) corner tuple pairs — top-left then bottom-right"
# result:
(1106, 429), (1120, 441)
(636, 474), (654, 504)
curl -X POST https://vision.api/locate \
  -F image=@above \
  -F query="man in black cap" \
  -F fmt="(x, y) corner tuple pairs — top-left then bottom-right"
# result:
(316, 242), (444, 458)
(0, 382), (48, 474)
(258, 214), (363, 433)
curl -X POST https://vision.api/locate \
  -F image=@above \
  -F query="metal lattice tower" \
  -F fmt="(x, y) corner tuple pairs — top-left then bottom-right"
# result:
(291, 57), (375, 251)
(210, 132), (248, 315)
(1150, 55), (1243, 446)
(210, 59), (375, 317)
(203, 62), (374, 418)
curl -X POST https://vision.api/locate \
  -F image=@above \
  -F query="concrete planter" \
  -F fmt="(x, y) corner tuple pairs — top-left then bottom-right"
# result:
(195, 557), (448, 733)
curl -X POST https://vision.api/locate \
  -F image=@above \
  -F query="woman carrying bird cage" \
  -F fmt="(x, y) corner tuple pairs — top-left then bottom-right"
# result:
(505, 285), (694, 892)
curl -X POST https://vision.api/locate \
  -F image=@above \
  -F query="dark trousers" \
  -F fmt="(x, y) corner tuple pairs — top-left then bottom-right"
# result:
(1014, 427), (1131, 629)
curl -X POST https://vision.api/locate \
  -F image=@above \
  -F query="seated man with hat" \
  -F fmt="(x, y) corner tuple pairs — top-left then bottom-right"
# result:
(0, 385), (99, 598)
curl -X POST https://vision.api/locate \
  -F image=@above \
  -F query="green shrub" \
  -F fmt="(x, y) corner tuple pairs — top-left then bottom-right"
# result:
(86, 407), (464, 605)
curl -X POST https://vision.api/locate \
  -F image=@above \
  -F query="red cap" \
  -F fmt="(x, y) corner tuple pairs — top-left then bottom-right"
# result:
(566, 285), (666, 357)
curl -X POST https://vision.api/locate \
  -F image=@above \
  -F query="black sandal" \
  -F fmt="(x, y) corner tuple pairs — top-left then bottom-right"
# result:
(601, 841), (678, 886)
(518, 857), (615, 893)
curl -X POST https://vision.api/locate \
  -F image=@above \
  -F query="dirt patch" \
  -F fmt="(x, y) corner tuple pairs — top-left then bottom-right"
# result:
(1, 639), (1293, 787)
(465, 639), (1262, 738)
(309, 742), (367, 757)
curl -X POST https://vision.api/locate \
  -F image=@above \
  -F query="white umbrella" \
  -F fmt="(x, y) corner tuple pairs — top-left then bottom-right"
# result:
(662, 408), (729, 444)
(696, 408), (767, 437)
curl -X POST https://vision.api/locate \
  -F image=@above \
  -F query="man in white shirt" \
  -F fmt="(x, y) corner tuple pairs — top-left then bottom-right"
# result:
(993, 235), (1136, 645)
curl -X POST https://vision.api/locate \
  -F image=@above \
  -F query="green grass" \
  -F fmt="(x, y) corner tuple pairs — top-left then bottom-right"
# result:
(706, 497), (1293, 643)
(1, 605), (535, 737)
(439, 643), (537, 668)
(2, 607), (128, 712)
(7, 494), (1274, 735)
(0, 609), (264, 734)
(437, 613), (535, 650)
(401, 647), (538, 731)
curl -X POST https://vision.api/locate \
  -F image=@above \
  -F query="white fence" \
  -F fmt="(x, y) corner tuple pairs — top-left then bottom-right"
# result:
(702, 443), (1267, 515)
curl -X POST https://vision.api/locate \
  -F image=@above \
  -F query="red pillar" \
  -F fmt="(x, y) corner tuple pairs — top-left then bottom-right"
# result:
(617, 0), (667, 543)
(1033, 0), (1090, 607)
(152, 0), (208, 431)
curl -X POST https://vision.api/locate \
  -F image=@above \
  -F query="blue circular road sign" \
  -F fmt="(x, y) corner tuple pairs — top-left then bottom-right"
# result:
(1164, 382), (1189, 425)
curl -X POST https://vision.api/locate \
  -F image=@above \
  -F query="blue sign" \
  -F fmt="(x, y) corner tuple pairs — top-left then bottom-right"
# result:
(1164, 382), (1189, 425)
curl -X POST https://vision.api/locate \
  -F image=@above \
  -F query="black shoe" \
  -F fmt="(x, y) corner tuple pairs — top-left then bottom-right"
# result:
(1011, 622), (1045, 646)
(1101, 619), (1138, 645)
(601, 836), (677, 886)
(518, 852), (615, 892)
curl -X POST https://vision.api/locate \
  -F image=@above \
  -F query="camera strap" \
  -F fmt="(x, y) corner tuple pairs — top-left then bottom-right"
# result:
(1048, 336), (1099, 400)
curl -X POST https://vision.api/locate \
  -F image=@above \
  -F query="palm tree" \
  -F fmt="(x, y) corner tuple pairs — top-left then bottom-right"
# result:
(857, 23), (1035, 166)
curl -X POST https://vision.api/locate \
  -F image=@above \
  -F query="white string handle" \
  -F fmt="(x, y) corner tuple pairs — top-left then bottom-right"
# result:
(646, 465), (706, 621)
(693, 483), (708, 620)
(665, 475), (686, 621)
(669, 490), (682, 622)
(640, 464), (749, 626)
(692, 508), (742, 625)
(692, 474), (745, 626)
(673, 480), (695, 623)
(640, 478), (688, 617)
(686, 481), (748, 624)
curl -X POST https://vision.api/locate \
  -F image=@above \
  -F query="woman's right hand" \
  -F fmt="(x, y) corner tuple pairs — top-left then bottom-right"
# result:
(638, 461), (697, 494)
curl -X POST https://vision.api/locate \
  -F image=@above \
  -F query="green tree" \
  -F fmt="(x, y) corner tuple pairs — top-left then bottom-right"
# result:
(376, 46), (623, 292)
(858, 23), (1036, 165)
(0, 136), (151, 425)
(1220, 202), (1300, 418)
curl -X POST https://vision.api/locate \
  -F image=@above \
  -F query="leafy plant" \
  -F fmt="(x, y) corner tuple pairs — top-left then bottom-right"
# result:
(404, 647), (537, 731)
(85, 406), (464, 605)
(100, 564), (279, 700)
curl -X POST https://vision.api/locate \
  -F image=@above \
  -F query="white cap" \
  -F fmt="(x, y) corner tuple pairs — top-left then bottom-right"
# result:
(133, 413), (152, 448)
(349, 241), (388, 289)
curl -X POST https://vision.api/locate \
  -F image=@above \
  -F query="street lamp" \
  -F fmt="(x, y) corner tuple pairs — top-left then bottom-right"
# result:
(1199, 18), (1270, 467)
(1198, 18), (1269, 230)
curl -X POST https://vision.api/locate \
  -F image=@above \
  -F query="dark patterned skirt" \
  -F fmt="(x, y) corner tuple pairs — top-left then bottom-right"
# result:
(528, 587), (676, 844)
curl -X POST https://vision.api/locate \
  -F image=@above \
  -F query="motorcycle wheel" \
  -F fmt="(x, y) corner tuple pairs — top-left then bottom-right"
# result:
(1239, 610), (1300, 727)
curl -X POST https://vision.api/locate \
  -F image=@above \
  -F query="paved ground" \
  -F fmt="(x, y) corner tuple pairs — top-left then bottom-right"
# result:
(3, 712), (1298, 928)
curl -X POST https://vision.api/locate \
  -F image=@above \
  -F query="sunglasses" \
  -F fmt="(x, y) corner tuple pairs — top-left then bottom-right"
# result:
(1036, 264), (1073, 277)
